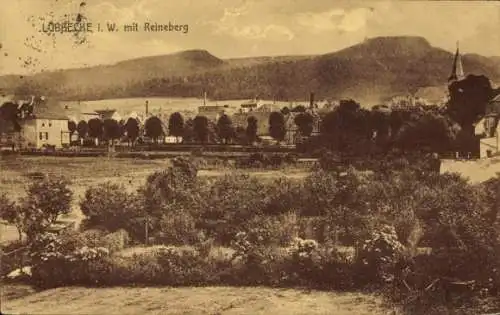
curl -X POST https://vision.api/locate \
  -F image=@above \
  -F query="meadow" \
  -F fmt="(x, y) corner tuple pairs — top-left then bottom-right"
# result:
(1, 286), (387, 315)
(0, 155), (310, 244)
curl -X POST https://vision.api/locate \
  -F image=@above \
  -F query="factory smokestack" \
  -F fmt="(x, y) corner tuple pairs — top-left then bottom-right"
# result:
(309, 92), (314, 108)
(145, 100), (149, 116)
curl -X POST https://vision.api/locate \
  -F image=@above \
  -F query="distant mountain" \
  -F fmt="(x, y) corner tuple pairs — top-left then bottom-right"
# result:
(1, 36), (500, 106)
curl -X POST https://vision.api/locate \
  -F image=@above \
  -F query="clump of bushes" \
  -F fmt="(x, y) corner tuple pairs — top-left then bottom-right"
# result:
(16, 152), (500, 315)
(235, 152), (297, 169)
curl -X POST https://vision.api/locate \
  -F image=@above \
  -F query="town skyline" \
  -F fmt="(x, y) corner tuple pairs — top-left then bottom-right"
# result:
(1, 0), (500, 75)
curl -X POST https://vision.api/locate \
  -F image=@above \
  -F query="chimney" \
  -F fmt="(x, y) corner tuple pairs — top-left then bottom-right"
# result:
(309, 92), (315, 108)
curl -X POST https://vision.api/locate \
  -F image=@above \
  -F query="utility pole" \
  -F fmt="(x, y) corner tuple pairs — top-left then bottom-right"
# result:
(144, 214), (149, 246)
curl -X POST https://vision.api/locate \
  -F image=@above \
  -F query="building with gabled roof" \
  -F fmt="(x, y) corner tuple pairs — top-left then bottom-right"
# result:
(18, 98), (70, 149)
(475, 94), (500, 158)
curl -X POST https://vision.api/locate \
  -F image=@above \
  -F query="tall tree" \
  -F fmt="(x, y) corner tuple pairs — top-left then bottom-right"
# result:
(446, 74), (494, 134)
(269, 111), (286, 143)
(0, 102), (21, 131)
(291, 105), (307, 113)
(246, 116), (258, 145)
(67, 120), (77, 137)
(168, 112), (184, 142)
(216, 114), (234, 144)
(281, 107), (291, 115)
(320, 99), (373, 155)
(145, 116), (164, 144)
(87, 118), (103, 145)
(125, 117), (140, 146)
(294, 112), (314, 137)
(103, 119), (121, 144)
(394, 111), (459, 154)
(234, 126), (247, 145)
(76, 120), (88, 145)
(193, 115), (209, 144)
(182, 118), (195, 144)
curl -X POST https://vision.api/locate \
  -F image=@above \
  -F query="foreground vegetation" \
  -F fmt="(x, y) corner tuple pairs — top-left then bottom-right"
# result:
(2, 154), (500, 314)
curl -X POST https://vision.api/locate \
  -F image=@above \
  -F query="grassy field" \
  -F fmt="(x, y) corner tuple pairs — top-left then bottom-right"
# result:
(1, 285), (389, 315)
(441, 157), (500, 184)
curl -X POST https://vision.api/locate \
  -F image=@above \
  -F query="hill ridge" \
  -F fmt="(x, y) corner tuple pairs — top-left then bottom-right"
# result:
(1, 36), (499, 105)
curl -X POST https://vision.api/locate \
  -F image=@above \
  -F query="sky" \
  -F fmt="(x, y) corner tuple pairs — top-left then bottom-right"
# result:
(1, 0), (500, 75)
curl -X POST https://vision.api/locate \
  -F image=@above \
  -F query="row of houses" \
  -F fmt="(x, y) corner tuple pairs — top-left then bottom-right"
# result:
(197, 96), (322, 145)
(0, 94), (324, 149)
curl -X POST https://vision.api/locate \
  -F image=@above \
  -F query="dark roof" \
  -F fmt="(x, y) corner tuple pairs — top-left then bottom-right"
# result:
(95, 109), (117, 115)
(31, 99), (69, 120)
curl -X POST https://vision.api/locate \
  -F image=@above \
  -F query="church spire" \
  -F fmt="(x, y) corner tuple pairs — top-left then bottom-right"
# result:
(448, 41), (465, 82)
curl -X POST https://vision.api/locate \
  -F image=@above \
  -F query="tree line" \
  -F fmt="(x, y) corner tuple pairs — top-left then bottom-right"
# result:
(1, 73), (498, 155)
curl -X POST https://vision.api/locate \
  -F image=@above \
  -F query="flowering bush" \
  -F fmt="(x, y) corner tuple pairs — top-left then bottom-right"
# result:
(30, 232), (112, 288)
(282, 237), (320, 285)
(229, 230), (284, 285)
(281, 237), (355, 289)
(155, 247), (219, 286)
(356, 225), (406, 285)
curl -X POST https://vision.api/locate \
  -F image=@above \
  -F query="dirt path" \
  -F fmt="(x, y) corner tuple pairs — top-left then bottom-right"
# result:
(2, 286), (389, 315)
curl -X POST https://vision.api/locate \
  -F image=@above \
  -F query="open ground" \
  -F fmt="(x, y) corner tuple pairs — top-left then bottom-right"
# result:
(1, 285), (388, 315)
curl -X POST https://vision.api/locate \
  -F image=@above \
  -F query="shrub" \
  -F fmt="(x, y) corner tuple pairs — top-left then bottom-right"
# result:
(317, 149), (341, 171)
(268, 154), (284, 168)
(283, 153), (298, 165)
(101, 229), (130, 253)
(245, 212), (299, 246)
(29, 232), (113, 288)
(355, 225), (407, 287)
(197, 174), (269, 245)
(77, 229), (107, 248)
(108, 253), (164, 285)
(155, 206), (199, 245)
(262, 178), (301, 216)
(80, 182), (144, 240)
(0, 240), (30, 278)
(21, 177), (73, 241)
(155, 247), (218, 286)
(229, 230), (284, 286)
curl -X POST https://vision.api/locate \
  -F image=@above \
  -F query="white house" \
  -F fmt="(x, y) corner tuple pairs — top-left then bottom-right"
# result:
(475, 94), (500, 158)
(20, 99), (70, 149)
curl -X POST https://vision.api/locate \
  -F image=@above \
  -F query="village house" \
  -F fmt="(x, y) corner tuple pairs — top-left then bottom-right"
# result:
(232, 111), (271, 136)
(197, 105), (227, 121)
(95, 109), (122, 122)
(475, 94), (500, 158)
(239, 100), (259, 113)
(19, 98), (70, 149)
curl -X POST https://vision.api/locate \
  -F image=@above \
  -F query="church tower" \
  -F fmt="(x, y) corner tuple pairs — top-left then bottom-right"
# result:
(448, 41), (465, 83)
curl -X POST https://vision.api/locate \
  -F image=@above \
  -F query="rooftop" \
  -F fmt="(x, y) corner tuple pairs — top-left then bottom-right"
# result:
(30, 98), (69, 120)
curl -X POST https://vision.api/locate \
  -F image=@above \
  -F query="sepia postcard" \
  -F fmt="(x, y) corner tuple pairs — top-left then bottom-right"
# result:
(1, 0), (500, 314)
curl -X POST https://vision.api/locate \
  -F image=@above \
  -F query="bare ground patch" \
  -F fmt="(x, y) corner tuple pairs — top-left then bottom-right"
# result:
(2, 286), (389, 315)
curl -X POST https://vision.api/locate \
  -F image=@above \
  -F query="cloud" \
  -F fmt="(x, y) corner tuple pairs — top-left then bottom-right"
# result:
(296, 9), (345, 33)
(338, 8), (373, 32)
(296, 7), (373, 33)
(213, 4), (294, 41)
(226, 24), (294, 40)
